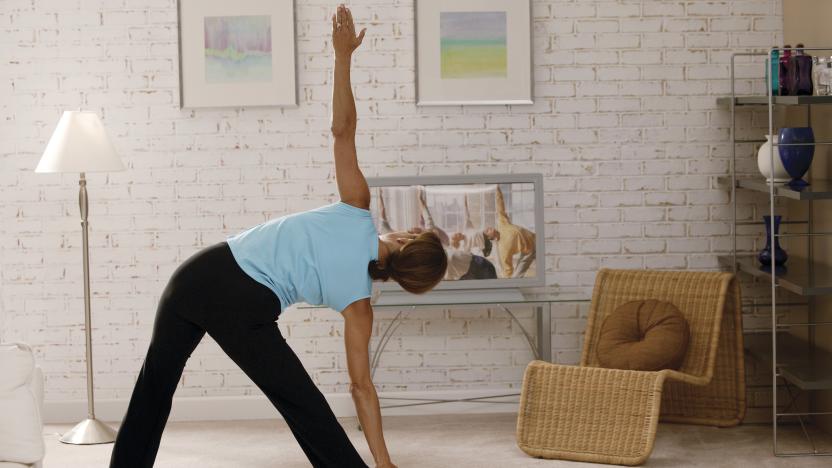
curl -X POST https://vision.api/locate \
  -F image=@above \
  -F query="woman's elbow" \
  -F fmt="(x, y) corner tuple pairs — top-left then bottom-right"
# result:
(349, 380), (375, 398)
(331, 120), (356, 138)
(330, 123), (346, 137)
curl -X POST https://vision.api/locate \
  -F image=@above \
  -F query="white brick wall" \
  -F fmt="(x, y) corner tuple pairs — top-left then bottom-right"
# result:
(1, 0), (782, 404)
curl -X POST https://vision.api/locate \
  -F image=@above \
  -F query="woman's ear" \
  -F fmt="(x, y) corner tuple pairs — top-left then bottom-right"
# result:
(396, 238), (408, 245)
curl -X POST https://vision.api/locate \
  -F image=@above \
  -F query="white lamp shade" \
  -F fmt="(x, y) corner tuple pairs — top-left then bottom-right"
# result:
(35, 111), (125, 173)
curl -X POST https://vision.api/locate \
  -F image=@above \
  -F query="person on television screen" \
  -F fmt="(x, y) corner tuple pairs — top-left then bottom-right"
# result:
(411, 191), (497, 281)
(450, 196), (493, 259)
(377, 189), (395, 235)
(408, 188), (451, 247)
(488, 186), (536, 278)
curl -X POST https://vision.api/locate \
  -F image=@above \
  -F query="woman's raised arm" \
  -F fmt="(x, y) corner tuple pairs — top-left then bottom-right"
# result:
(331, 5), (370, 209)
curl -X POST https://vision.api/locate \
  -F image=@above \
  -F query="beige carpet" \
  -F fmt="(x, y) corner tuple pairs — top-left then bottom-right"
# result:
(44, 414), (830, 467)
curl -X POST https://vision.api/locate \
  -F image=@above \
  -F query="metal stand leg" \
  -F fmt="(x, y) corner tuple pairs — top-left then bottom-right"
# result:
(536, 304), (551, 362)
(497, 304), (540, 361)
(370, 307), (412, 380)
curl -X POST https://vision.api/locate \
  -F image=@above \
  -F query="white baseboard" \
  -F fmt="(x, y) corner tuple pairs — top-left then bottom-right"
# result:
(43, 389), (520, 424)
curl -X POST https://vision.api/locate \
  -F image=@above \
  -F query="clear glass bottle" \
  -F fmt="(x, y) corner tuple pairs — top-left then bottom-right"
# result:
(821, 60), (832, 96)
(813, 56), (827, 95)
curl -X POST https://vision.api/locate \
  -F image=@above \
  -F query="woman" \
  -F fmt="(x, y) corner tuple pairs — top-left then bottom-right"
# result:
(109, 6), (447, 468)
(492, 186), (536, 278)
(446, 196), (497, 281)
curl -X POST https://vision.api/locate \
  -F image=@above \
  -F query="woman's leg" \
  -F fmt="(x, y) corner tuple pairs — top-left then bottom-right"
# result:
(109, 292), (205, 468)
(207, 320), (368, 468)
(183, 243), (366, 467)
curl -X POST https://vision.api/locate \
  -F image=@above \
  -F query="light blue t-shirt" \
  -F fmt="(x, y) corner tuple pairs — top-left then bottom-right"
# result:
(227, 202), (379, 312)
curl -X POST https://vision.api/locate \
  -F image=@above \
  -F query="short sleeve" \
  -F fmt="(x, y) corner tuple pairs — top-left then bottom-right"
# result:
(333, 275), (373, 313)
(336, 201), (372, 217)
(321, 202), (377, 312)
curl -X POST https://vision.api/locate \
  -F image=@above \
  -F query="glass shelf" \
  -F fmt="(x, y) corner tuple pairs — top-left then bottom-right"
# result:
(745, 332), (832, 391)
(297, 288), (590, 309)
(721, 256), (832, 296)
(720, 177), (832, 200)
(718, 95), (832, 106)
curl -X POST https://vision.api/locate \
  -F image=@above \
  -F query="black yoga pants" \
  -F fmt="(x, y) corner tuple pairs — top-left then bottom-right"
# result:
(460, 254), (497, 280)
(109, 242), (368, 468)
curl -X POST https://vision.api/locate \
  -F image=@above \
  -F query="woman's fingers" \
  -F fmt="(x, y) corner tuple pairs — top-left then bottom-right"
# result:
(357, 28), (366, 45)
(332, 14), (337, 33)
(345, 7), (354, 29)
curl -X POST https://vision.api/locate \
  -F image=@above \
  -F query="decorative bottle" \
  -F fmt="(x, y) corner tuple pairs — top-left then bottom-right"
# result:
(779, 46), (792, 96)
(758, 215), (788, 268)
(787, 44), (814, 96)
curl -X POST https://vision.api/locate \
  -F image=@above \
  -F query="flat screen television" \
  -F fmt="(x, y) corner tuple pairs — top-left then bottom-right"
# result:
(367, 174), (545, 299)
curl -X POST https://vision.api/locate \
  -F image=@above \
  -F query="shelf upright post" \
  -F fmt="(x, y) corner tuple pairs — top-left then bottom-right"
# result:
(767, 48), (779, 456)
(731, 53), (738, 272)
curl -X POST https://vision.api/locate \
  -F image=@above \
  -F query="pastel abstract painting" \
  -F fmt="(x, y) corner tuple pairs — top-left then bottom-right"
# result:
(440, 11), (507, 79)
(204, 15), (273, 83)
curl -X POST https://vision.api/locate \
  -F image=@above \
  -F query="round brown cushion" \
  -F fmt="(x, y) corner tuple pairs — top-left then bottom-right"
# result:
(596, 300), (690, 371)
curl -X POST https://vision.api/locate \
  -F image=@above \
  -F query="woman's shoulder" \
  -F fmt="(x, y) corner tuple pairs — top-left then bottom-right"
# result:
(312, 201), (372, 217)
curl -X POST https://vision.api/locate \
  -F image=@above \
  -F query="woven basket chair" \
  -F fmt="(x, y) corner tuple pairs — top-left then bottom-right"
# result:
(516, 269), (745, 465)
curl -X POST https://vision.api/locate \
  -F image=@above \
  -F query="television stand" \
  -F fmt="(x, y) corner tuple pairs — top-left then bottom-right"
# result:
(373, 288), (525, 307)
(299, 288), (589, 418)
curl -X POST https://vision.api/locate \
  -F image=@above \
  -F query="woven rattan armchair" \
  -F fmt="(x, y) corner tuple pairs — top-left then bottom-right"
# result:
(516, 269), (745, 465)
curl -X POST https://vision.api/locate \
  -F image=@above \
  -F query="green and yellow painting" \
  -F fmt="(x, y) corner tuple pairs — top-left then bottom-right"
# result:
(440, 11), (507, 79)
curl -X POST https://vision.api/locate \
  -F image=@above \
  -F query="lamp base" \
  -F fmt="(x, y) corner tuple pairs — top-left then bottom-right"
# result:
(59, 418), (117, 445)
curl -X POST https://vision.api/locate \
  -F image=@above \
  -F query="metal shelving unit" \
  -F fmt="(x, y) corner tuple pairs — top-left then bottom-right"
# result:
(718, 177), (832, 201)
(723, 48), (832, 457)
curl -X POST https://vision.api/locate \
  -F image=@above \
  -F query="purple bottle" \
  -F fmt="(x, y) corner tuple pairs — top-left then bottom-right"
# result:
(787, 44), (814, 96)
(779, 45), (791, 96)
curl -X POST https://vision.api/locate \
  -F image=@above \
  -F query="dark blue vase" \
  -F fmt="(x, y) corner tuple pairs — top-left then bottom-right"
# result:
(778, 127), (815, 187)
(758, 215), (788, 267)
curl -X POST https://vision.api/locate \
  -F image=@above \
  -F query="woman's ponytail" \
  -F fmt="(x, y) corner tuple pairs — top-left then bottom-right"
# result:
(368, 253), (396, 281)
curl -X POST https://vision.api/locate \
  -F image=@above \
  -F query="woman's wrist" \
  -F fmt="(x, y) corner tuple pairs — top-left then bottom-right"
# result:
(374, 456), (393, 467)
(335, 52), (353, 64)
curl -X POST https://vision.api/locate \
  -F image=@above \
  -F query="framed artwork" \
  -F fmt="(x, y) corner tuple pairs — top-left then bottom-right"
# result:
(415, 0), (533, 106)
(178, 0), (297, 108)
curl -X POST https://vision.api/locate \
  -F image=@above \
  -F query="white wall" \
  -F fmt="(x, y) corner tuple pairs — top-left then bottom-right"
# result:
(1, 0), (781, 410)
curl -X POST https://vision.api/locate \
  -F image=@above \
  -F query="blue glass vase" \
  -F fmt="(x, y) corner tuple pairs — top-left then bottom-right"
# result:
(778, 127), (815, 187)
(758, 215), (788, 267)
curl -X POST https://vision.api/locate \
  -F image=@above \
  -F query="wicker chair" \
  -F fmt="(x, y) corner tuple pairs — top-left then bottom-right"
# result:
(516, 269), (745, 465)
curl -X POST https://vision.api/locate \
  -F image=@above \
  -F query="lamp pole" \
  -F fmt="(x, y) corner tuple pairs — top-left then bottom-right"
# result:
(59, 172), (117, 445)
(80, 173), (95, 420)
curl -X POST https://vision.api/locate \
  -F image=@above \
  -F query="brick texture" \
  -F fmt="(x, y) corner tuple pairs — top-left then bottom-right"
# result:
(0, 0), (782, 406)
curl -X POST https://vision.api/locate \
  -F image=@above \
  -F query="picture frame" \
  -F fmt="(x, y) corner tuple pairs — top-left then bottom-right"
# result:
(415, 0), (533, 106)
(177, 0), (298, 109)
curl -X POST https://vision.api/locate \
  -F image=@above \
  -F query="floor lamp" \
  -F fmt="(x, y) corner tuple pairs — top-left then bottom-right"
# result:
(36, 111), (125, 444)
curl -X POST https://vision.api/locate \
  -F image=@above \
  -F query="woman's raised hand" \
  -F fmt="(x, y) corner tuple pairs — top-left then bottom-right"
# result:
(332, 4), (366, 59)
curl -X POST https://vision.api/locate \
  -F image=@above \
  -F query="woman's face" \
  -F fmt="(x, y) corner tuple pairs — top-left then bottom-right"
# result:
(381, 231), (416, 249)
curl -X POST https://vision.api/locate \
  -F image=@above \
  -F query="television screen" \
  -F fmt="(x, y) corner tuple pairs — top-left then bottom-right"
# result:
(367, 174), (544, 291)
